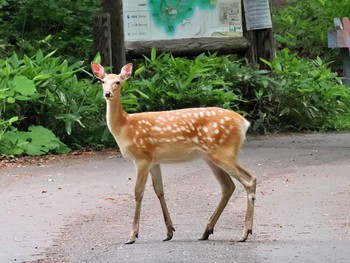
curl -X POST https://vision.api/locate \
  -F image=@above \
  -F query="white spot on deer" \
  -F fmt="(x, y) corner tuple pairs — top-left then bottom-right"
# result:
(192, 136), (199, 144)
(199, 112), (204, 117)
(135, 131), (140, 135)
(211, 111), (216, 116)
(153, 126), (162, 131)
(182, 114), (187, 118)
(142, 129), (147, 134)
(213, 122), (218, 128)
(202, 127), (209, 133)
(176, 136), (185, 141)
(214, 129), (220, 135)
(207, 137), (213, 142)
(194, 112), (199, 118)
(219, 138), (225, 144)
(180, 126), (187, 131)
(220, 119), (225, 124)
(163, 126), (171, 131)
(224, 117), (231, 121)
(206, 111), (211, 117)
(172, 138), (178, 142)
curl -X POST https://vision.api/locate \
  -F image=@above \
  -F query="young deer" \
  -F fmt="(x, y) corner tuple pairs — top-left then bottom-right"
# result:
(91, 62), (256, 244)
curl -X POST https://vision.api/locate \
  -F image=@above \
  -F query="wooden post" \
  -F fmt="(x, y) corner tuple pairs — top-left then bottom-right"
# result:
(340, 49), (350, 86)
(93, 13), (112, 69)
(328, 17), (350, 86)
(242, 0), (275, 69)
(102, 0), (126, 73)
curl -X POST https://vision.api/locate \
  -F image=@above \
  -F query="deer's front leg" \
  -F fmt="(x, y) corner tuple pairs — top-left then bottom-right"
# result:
(125, 161), (150, 244)
(150, 164), (175, 242)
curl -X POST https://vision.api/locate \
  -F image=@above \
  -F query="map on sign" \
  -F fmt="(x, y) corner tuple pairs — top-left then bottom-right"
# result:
(123, 0), (242, 41)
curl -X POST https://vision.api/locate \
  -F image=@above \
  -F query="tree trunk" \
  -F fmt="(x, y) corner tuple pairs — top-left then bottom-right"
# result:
(102, 0), (126, 73)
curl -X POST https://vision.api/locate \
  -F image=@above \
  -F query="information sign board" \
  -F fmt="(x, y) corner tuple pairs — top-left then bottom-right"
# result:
(123, 0), (243, 41)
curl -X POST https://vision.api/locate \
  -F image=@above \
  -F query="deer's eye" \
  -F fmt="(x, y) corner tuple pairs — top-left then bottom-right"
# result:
(116, 81), (121, 85)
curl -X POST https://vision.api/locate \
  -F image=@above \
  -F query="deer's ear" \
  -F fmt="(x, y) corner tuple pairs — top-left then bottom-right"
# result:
(120, 63), (133, 80)
(91, 62), (105, 80)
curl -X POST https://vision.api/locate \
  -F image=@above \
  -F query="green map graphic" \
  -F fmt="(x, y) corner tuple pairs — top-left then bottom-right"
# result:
(148, 0), (216, 35)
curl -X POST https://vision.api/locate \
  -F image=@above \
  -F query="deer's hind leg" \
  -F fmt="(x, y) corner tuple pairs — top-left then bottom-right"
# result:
(212, 161), (256, 241)
(235, 164), (257, 242)
(200, 160), (236, 241)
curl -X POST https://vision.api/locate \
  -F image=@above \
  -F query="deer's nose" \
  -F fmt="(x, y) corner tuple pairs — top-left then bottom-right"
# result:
(104, 91), (111, 98)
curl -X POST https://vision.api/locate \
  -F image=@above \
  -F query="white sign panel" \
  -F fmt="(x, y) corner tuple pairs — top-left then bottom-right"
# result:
(243, 0), (272, 30)
(123, 0), (242, 41)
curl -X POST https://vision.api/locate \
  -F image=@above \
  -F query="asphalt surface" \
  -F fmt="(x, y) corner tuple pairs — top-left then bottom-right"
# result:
(0, 132), (349, 263)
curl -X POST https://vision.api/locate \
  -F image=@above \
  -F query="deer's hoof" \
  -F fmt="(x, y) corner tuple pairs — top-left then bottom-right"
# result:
(238, 229), (252, 242)
(163, 227), (175, 242)
(199, 228), (213, 241)
(163, 235), (173, 242)
(125, 239), (136, 245)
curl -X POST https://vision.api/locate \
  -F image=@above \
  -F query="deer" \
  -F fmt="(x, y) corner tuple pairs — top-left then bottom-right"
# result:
(91, 62), (257, 244)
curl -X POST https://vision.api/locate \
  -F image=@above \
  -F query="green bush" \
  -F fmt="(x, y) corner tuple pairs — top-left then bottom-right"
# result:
(273, 0), (350, 63)
(0, 50), (139, 156)
(0, 0), (100, 62)
(1, 49), (349, 157)
(127, 50), (241, 112)
(262, 49), (350, 131)
(1, 125), (70, 156)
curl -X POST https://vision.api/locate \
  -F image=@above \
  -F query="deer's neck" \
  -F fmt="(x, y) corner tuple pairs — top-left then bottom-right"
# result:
(105, 94), (128, 136)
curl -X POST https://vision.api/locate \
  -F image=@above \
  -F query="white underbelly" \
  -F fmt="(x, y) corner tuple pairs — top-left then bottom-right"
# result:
(153, 146), (202, 164)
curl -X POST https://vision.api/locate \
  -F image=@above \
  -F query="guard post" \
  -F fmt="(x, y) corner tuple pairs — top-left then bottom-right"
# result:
(328, 17), (350, 86)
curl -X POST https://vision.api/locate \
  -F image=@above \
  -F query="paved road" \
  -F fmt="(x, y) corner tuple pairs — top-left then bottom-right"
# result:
(1, 133), (349, 263)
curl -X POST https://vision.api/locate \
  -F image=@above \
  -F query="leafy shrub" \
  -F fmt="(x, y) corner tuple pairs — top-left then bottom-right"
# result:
(1, 125), (70, 156)
(262, 49), (350, 131)
(0, 50), (139, 156)
(2, 48), (349, 156)
(273, 0), (350, 63)
(0, 0), (101, 62)
(128, 50), (240, 111)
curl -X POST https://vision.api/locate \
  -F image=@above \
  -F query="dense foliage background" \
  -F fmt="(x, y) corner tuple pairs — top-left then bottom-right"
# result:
(1, 0), (350, 156)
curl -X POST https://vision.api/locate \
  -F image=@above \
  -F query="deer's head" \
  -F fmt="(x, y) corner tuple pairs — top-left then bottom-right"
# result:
(91, 62), (133, 101)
